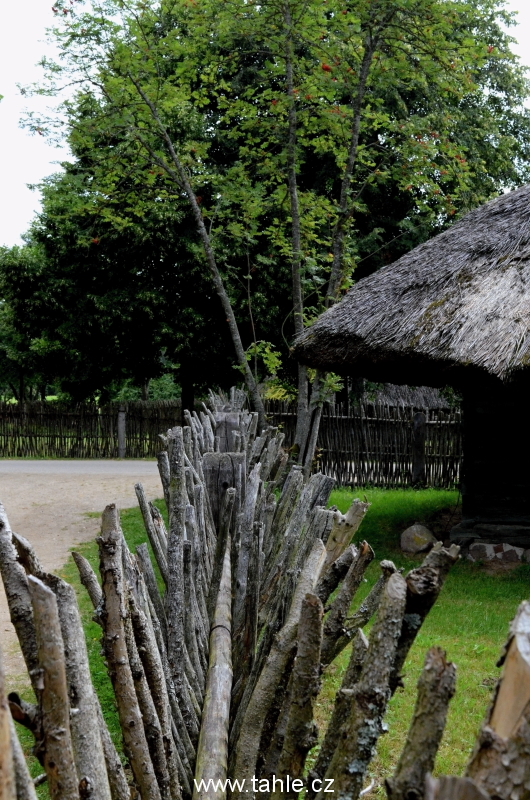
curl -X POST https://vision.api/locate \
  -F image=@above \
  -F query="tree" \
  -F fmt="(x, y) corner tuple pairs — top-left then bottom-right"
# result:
(23, 0), (530, 437)
(0, 166), (292, 403)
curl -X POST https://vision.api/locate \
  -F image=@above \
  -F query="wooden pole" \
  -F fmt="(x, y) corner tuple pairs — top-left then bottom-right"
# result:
(0, 644), (16, 800)
(317, 573), (407, 800)
(387, 647), (456, 800)
(28, 576), (80, 800)
(271, 594), (324, 800)
(193, 535), (232, 800)
(412, 411), (426, 486)
(98, 504), (161, 800)
(117, 404), (126, 459)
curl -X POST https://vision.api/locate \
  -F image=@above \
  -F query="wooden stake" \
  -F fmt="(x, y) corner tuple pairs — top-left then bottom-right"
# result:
(193, 535), (232, 800)
(232, 540), (326, 800)
(318, 573), (407, 800)
(271, 594), (324, 800)
(0, 644), (16, 800)
(387, 647), (456, 800)
(98, 505), (161, 800)
(320, 541), (374, 666)
(28, 576), (80, 800)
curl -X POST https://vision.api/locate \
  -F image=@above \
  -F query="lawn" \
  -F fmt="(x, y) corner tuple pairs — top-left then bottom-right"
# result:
(13, 486), (530, 797)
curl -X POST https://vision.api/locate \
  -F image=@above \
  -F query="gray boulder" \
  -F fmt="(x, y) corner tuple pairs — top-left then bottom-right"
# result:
(400, 524), (437, 554)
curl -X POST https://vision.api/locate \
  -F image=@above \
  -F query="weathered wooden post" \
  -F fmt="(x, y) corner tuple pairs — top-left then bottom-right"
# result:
(117, 404), (127, 459)
(412, 411), (426, 486)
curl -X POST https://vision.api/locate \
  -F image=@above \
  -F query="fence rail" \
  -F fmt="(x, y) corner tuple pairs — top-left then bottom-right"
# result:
(0, 399), (462, 487)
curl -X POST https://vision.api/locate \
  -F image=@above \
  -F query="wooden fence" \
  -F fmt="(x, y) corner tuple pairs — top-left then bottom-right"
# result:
(266, 401), (462, 488)
(0, 399), (462, 487)
(0, 401), (183, 459)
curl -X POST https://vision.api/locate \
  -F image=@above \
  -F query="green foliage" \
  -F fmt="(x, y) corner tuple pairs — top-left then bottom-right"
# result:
(10, 0), (528, 402)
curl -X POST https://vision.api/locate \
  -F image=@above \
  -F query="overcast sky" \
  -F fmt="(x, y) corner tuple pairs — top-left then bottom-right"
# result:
(1, 1), (530, 248)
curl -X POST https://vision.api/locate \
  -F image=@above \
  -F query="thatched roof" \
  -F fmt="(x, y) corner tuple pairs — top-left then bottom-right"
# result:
(363, 383), (451, 409)
(294, 185), (530, 387)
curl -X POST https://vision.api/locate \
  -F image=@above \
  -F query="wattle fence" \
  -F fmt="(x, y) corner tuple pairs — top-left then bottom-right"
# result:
(266, 401), (462, 488)
(0, 399), (462, 487)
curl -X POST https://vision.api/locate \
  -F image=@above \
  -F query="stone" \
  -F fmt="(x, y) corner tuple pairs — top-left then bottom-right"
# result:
(468, 541), (525, 564)
(400, 524), (438, 554)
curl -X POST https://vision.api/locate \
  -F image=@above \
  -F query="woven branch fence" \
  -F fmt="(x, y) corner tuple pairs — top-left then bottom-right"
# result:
(0, 400), (462, 488)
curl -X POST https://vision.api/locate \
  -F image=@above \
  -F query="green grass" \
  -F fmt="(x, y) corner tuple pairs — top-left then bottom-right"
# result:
(12, 486), (530, 797)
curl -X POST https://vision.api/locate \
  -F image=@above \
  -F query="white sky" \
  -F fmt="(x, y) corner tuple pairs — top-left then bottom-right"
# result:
(1, 1), (530, 247)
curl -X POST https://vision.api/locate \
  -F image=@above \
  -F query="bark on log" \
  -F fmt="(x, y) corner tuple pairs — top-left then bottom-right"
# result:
(42, 573), (112, 800)
(150, 504), (168, 558)
(425, 777), (490, 800)
(270, 594), (323, 800)
(98, 505), (161, 800)
(390, 544), (460, 694)
(231, 540), (326, 800)
(156, 450), (171, 511)
(27, 576), (80, 800)
(232, 463), (261, 638)
(0, 644), (16, 800)
(0, 505), (39, 687)
(329, 560), (397, 664)
(208, 489), (236, 622)
(386, 647), (456, 800)
(146, 595), (197, 772)
(95, 700), (131, 800)
(9, 715), (38, 800)
(11, 532), (45, 579)
(232, 522), (261, 707)
(318, 572), (407, 800)
(466, 601), (530, 800)
(135, 484), (168, 586)
(167, 428), (199, 745)
(123, 612), (172, 800)
(315, 545), (357, 605)
(202, 453), (246, 529)
(323, 500), (370, 571)
(136, 544), (168, 645)
(129, 595), (183, 800)
(72, 552), (103, 609)
(193, 535), (232, 800)
(320, 542), (374, 666)
(183, 541), (206, 694)
(306, 630), (369, 800)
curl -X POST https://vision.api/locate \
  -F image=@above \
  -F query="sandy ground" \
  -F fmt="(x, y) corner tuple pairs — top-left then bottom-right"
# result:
(0, 460), (163, 685)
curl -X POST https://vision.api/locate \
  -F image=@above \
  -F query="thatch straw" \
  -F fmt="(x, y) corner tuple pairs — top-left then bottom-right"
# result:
(294, 186), (530, 386)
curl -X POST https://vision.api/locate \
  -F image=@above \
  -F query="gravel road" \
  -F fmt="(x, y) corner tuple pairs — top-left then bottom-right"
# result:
(0, 460), (163, 686)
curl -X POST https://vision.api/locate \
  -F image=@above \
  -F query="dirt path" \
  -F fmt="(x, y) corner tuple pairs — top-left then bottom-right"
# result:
(0, 460), (163, 686)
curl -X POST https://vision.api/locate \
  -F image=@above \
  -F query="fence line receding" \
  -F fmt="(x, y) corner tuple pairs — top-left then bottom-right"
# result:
(0, 399), (462, 487)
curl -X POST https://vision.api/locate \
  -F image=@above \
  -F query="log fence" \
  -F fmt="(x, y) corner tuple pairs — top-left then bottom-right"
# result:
(0, 399), (461, 488)
(0, 387), (527, 800)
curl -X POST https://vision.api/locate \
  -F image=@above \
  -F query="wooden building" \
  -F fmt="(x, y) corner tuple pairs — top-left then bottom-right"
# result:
(294, 185), (530, 546)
